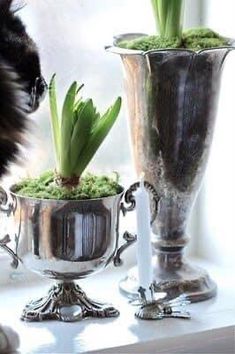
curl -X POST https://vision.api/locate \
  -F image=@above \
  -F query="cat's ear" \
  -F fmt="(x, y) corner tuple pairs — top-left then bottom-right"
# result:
(0, 0), (14, 15)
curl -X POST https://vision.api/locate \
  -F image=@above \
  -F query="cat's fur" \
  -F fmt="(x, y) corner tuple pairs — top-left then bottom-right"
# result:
(0, 0), (46, 177)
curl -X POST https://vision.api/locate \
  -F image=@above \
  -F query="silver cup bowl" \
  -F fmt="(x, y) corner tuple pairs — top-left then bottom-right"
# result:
(13, 191), (123, 281)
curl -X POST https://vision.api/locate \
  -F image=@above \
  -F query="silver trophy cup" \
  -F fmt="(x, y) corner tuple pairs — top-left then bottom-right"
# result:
(0, 185), (142, 322)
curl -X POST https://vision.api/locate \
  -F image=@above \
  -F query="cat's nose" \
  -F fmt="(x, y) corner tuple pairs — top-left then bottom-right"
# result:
(36, 76), (47, 102)
(28, 76), (48, 113)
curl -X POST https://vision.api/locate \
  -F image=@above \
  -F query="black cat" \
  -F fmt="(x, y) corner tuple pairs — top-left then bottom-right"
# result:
(0, 0), (47, 177)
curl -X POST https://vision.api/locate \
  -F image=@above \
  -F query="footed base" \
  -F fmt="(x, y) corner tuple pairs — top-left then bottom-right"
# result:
(21, 282), (119, 322)
(120, 258), (217, 303)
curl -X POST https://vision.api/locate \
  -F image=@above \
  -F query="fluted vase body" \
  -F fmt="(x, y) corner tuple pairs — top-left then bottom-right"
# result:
(107, 34), (233, 301)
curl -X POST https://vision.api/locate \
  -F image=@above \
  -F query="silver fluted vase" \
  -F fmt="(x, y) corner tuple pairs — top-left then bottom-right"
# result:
(107, 34), (233, 302)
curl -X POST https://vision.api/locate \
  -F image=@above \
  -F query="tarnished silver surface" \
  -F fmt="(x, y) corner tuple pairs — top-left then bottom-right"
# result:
(107, 34), (234, 301)
(133, 285), (191, 320)
(120, 181), (160, 222)
(119, 261), (217, 302)
(21, 282), (119, 322)
(0, 187), (15, 216)
(113, 231), (137, 267)
(0, 188), (128, 321)
(0, 235), (20, 269)
(0, 188), (20, 268)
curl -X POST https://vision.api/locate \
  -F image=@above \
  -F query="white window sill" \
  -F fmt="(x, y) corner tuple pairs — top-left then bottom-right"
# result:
(0, 259), (234, 354)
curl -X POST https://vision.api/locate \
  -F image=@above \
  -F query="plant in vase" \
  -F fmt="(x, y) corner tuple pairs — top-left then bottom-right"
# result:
(14, 75), (122, 199)
(118, 0), (228, 51)
(0, 75), (130, 322)
(106, 0), (234, 302)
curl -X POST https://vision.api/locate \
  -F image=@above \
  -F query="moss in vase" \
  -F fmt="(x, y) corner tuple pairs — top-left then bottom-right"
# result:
(183, 28), (224, 39)
(118, 36), (181, 51)
(118, 28), (229, 52)
(12, 171), (122, 200)
(183, 28), (229, 50)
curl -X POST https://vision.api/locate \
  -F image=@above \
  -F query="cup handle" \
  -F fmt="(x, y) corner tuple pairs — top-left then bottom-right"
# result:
(113, 181), (160, 267)
(113, 231), (137, 266)
(0, 187), (15, 216)
(0, 187), (20, 268)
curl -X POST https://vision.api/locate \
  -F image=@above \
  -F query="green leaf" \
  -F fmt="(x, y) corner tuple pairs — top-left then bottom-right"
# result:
(70, 99), (94, 170)
(89, 100), (100, 126)
(74, 98), (83, 113)
(76, 83), (84, 95)
(73, 100), (85, 127)
(73, 84), (85, 113)
(49, 74), (60, 166)
(75, 97), (122, 175)
(60, 81), (77, 177)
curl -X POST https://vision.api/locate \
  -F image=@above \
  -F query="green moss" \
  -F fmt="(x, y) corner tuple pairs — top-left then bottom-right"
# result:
(118, 28), (230, 52)
(183, 28), (223, 39)
(183, 28), (228, 50)
(118, 36), (181, 51)
(184, 37), (228, 51)
(12, 171), (122, 200)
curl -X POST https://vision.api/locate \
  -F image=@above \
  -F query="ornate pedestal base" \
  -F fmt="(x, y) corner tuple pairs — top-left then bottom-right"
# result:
(21, 282), (119, 322)
(120, 256), (217, 302)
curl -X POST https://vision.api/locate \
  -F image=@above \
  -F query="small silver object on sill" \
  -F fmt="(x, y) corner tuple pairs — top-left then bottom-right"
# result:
(132, 284), (191, 320)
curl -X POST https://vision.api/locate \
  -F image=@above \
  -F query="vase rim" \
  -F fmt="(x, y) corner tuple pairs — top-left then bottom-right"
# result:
(106, 33), (235, 56)
(10, 185), (124, 204)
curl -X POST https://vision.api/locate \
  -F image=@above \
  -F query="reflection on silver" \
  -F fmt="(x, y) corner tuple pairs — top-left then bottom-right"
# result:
(107, 34), (234, 302)
(10, 190), (123, 280)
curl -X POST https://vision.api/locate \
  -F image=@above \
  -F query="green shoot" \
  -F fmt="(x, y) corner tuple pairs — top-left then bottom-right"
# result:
(151, 0), (184, 39)
(49, 74), (60, 164)
(49, 75), (122, 185)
